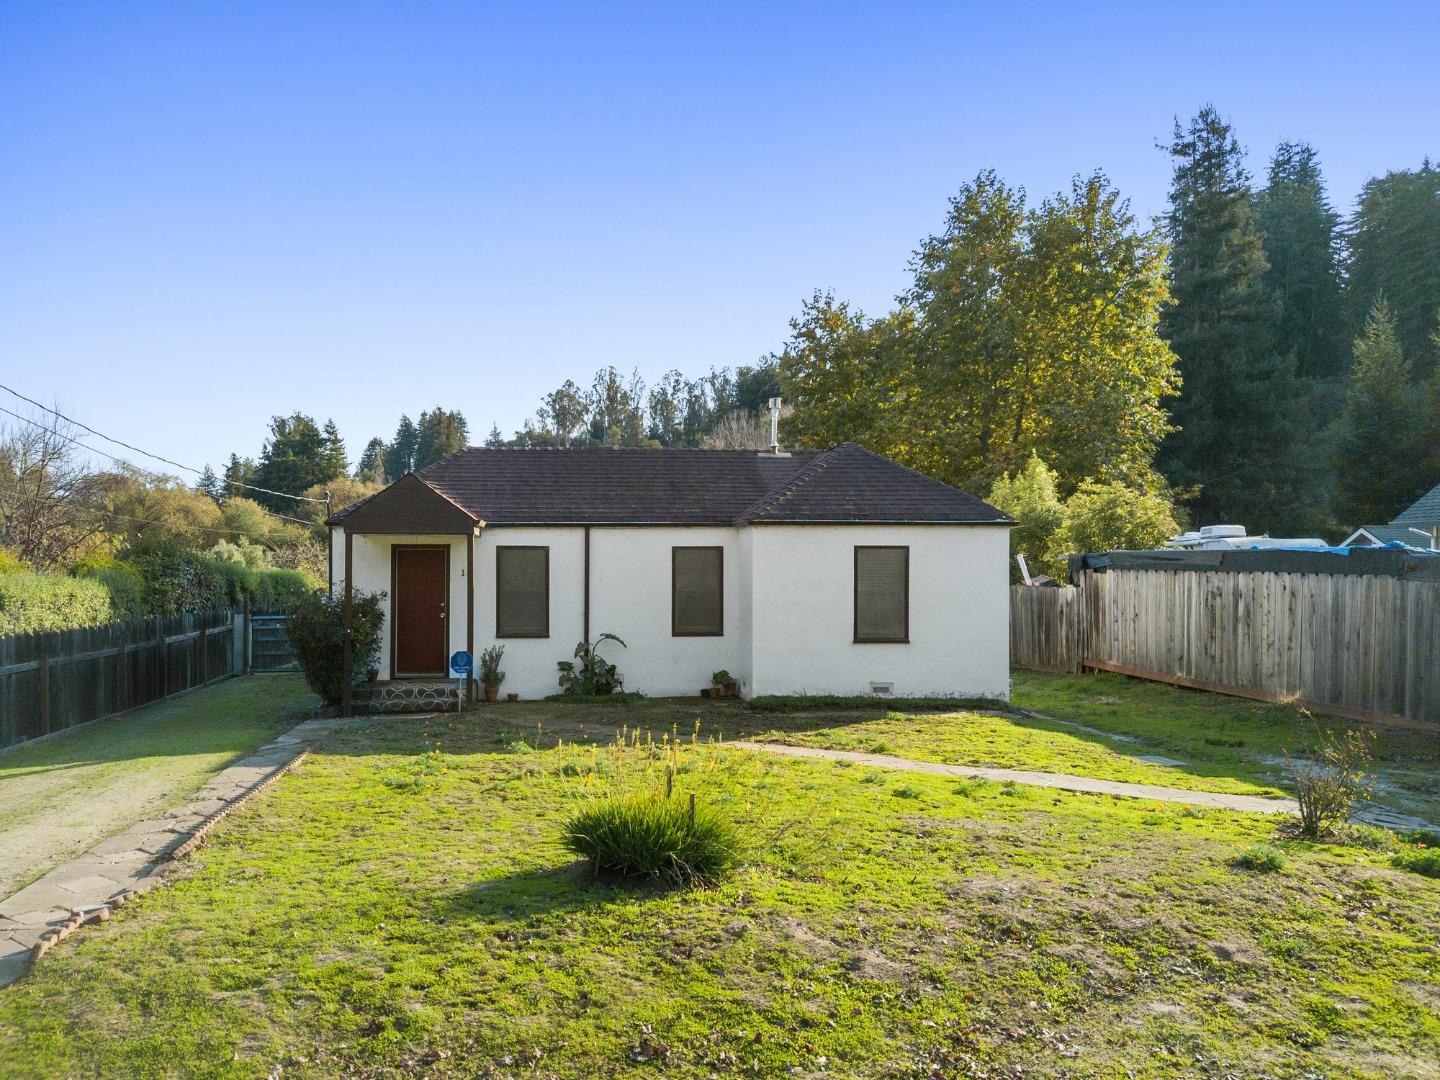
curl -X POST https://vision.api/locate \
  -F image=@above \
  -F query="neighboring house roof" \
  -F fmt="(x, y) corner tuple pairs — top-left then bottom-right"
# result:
(327, 444), (1011, 528)
(1342, 525), (1433, 547)
(1391, 482), (1440, 529)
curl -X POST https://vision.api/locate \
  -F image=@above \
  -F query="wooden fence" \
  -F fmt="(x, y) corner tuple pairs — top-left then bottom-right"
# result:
(1011, 569), (1440, 727)
(0, 611), (241, 750)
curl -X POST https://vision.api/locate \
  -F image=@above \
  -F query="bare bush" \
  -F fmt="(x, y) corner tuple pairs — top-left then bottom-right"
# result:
(1288, 727), (1375, 839)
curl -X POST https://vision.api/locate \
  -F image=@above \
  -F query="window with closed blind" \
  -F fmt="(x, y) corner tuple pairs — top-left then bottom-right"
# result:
(672, 546), (723, 636)
(854, 546), (909, 643)
(496, 546), (549, 638)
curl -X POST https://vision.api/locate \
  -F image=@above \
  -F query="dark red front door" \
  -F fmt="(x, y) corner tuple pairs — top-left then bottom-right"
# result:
(393, 547), (448, 676)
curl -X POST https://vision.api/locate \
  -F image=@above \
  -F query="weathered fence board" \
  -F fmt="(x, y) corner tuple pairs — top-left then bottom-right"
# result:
(1012, 569), (1440, 727)
(0, 611), (240, 750)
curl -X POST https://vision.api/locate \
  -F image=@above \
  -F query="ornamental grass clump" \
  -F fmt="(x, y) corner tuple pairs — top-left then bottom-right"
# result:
(562, 792), (740, 887)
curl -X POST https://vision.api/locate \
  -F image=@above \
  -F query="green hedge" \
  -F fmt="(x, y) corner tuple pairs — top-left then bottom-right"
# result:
(0, 571), (114, 637)
(0, 547), (321, 638)
(125, 542), (318, 615)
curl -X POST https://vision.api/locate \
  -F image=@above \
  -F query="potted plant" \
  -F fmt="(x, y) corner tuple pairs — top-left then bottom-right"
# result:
(507, 692), (519, 702)
(711, 670), (736, 698)
(479, 645), (505, 703)
(366, 666), (379, 683)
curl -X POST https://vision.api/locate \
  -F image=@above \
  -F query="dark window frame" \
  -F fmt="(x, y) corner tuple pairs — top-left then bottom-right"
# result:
(853, 545), (909, 644)
(495, 545), (550, 639)
(671, 545), (724, 637)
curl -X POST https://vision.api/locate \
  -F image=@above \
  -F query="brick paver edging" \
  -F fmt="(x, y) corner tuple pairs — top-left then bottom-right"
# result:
(0, 715), (342, 987)
(26, 751), (310, 967)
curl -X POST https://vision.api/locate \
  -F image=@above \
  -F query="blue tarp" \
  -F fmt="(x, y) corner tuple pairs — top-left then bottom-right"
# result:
(1069, 543), (1440, 583)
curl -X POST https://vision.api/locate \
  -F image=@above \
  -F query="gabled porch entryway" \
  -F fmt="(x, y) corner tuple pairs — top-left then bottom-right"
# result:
(327, 473), (484, 716)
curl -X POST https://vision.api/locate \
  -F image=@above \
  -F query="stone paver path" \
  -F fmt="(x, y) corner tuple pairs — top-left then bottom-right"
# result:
(0, 716), (339, 988)
(732, 740), (1300, 815)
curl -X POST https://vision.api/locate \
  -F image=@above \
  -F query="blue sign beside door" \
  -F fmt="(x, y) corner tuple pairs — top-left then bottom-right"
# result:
(449, 650), (473, 677)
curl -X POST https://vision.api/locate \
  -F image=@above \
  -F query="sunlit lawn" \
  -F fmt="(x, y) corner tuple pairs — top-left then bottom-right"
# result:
(0, 674), (315, 896)
(2, 701), (1437, 1079)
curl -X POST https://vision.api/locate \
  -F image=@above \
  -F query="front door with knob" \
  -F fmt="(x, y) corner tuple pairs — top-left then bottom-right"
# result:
(392, 546), (449, 677)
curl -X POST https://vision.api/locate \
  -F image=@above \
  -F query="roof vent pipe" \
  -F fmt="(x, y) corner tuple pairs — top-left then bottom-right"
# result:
(768, 397), (782, 454)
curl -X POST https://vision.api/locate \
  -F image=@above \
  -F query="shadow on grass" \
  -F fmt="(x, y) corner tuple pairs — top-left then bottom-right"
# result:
(435, 860), (679, 923)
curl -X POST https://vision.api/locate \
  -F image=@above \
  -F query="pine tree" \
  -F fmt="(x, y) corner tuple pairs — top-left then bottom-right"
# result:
(321, 420), (348, 480)
(1347, 162), (1440, 373)
(354, 437), (386, 483)
(251, 413), (344, 511)
(484, 424), (506, 448)
(222, 453), (256, 499)
(194, 464), (224, 503)
(414, 408), (469, 469)
(1254, 142), (1345, 379)
(1157, 106), (1312, 533)
(1334, 300), (1430, 527)
(383, 416), (418, 481)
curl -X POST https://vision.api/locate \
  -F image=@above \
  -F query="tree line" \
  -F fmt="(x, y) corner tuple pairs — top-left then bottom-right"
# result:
(779, 105), (1439, 554)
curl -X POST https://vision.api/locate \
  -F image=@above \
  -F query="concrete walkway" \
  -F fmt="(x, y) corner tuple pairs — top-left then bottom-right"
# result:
(0, 716), (338, 988)
(731, 740), (1300, 815)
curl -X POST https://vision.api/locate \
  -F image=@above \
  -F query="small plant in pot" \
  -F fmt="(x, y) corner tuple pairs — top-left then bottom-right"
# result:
(711, 670), (736, 698)
(479, 645), (505, 703)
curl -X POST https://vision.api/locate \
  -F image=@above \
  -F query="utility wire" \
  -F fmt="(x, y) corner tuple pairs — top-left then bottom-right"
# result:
(0, 485), (283, 549)
(0, 404), (318, 529)
(0, 382), (330, 504)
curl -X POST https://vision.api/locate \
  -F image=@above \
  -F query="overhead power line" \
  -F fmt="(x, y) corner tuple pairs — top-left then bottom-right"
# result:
(0, 382), (330, 505)
(0, 485), (282, 549)
(0, 404), (317, 530)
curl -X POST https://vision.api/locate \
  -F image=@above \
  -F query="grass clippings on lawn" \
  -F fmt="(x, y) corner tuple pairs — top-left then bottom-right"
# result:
(1, 703), (1437, 1079)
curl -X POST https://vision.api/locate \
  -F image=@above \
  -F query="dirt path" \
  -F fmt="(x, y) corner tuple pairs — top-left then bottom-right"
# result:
(0, 676), (315, 897)
(729, 740), (1301, 814)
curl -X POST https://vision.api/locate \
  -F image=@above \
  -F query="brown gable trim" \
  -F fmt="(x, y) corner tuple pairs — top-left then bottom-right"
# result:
(335, 473), (482, 534)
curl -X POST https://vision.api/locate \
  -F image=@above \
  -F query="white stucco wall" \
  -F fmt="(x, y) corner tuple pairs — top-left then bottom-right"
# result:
(747, 525), (1010, 700)
(331, 521), (1009, 701)
(472, 527), (586, 699)
(332, 531), (470, 681)
(586, 528), (743, 697)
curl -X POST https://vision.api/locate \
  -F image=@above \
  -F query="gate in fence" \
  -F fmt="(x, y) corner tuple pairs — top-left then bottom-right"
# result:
(248, 614), (298, 673)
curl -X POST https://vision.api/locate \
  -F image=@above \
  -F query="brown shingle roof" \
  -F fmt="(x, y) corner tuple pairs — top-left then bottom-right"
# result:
(329, 444), (1010, 527)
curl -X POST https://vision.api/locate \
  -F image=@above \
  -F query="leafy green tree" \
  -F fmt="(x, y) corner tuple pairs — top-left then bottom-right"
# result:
(1254, 142), (1345, 379)
(1333, 299), (1431, 527)
(586, 367), (649, 446)
(1347, 163), (1440, 373)
(384, 415), (419, 480)
(1057, 481), (1182, 555)
(414, 407), (469, 469)
(535, 381), (588, 446)
(988, 454), (1067, 581)
(1157, 106), (1312, 533)
(484, 423), (506, 448)
(354, 437), (386, 484)
(782, 171), (1178, 498)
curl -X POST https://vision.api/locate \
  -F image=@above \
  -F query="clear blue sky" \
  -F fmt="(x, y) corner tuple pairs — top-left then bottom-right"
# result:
(2, 1), (1436, 475)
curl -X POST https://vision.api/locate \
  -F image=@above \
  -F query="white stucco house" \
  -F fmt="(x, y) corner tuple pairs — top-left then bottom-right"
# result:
(326, 442), (1012, 706)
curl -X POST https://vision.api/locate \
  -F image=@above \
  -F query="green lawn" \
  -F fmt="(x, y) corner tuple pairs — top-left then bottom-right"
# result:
(2, 701), (1436, 1078)
(1012, 671), (1440, 826)
(0, 674), (316, 896)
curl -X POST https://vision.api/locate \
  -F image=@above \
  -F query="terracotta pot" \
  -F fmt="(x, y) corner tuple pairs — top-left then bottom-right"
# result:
(485, 686), (499, 703)
(366, 668), (379, 683)
(724, 681), (737, 697)
(707, 686), (720, 698)
(507, 692), (519, 702)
